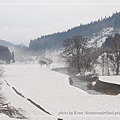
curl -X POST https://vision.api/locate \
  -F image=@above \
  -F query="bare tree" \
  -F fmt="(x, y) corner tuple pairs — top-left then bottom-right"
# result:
(107, 33), (120, 75)
(84, 48), (98, 74)
(61, 36), (88, 73)
(38, 60), (47, 67)
(38, 58), (53, 68)
(101, 54), (105, 76)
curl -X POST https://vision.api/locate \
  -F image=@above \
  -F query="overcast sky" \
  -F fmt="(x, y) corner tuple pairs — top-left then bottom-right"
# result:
(0, 0), (120, 46)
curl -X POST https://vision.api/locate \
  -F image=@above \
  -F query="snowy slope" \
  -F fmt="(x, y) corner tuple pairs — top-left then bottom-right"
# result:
(2, 64), (120, 119)
(88, 27), (117, 48)
(99, 76), (120, 85)
(0, 114), (19, 120)
(1, 78), (56, 120)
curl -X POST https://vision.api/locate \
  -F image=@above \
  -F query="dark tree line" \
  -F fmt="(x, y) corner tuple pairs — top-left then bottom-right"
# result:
(0, 46), (15, 64)
(29, 12), (120, 51)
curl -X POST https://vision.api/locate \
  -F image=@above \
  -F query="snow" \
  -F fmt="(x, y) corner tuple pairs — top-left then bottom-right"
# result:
(1, 64), (120, 119)
(88, 27), (114, 48)
(99, 76), (120, 85)
(1, 78), (56, 120)
(0, 114), (18, 120)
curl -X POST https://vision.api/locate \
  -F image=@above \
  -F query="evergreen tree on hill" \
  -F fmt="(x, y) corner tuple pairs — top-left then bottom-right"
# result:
(0, 46), (14, 64)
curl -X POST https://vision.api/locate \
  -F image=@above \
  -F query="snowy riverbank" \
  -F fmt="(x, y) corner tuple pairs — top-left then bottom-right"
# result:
(1, 64), (120, 120)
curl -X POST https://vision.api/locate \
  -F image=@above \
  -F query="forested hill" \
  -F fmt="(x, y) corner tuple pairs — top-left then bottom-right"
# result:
(0, 39), (15, 47)
(29, 12), (120, 51)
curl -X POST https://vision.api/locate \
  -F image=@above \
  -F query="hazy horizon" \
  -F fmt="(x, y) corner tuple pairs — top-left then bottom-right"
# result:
(0, 0), (120, 46)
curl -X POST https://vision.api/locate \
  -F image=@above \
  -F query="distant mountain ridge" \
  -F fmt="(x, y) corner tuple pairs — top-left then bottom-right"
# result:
(29, 12), (120, 51)
(0, 39), (15, 47)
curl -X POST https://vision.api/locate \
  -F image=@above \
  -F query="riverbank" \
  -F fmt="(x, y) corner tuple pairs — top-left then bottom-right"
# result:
(52, 67), (120, 95)
(52, 67), (101, 95)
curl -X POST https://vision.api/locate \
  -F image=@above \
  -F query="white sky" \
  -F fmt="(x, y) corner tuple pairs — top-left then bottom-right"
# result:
(0, 0), (120, 46)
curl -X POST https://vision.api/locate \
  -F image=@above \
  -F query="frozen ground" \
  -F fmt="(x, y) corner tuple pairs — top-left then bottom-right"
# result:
(1, 64), (120, 120)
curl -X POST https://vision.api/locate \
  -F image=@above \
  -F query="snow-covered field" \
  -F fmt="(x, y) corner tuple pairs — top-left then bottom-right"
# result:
(1, 64), (120, 120)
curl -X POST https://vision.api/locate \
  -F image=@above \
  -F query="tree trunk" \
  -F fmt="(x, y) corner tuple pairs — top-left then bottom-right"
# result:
(116, 62), (119, 75)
